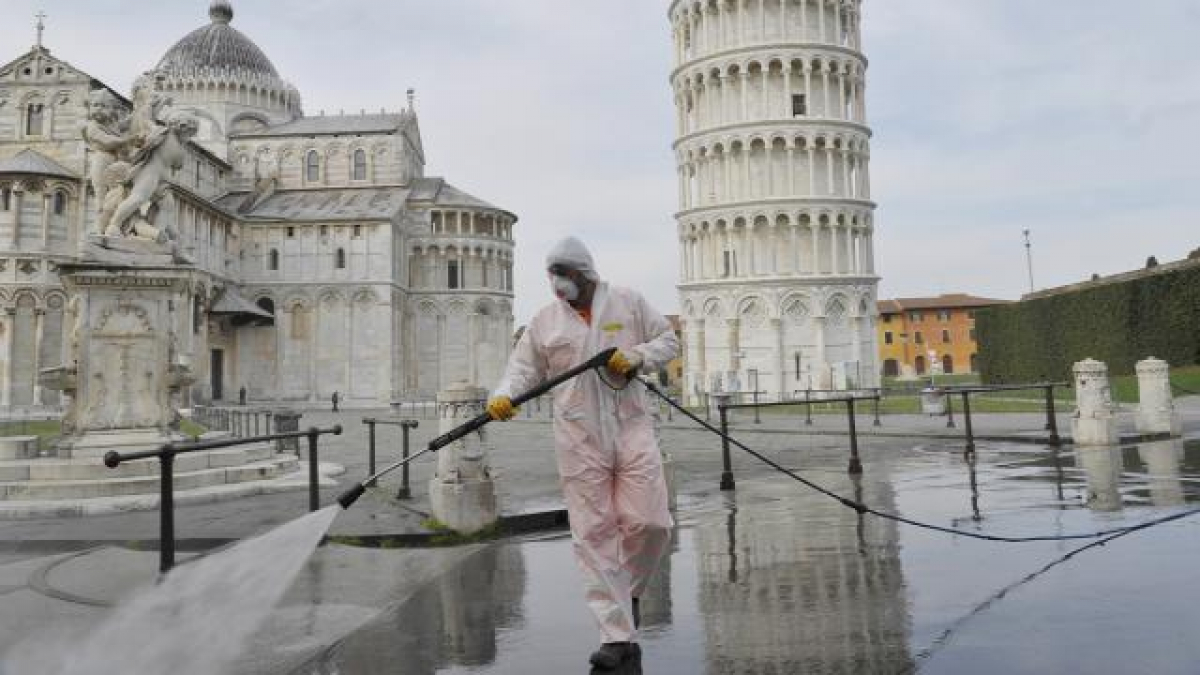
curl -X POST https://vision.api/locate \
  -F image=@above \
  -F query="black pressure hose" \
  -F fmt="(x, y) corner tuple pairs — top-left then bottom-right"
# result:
(638, 379), (1200, 544)
(336, 348), (618, 510)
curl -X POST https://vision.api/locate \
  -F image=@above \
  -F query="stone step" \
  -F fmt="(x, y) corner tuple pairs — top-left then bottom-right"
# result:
(0, 436), (40, 461)
(0, 443), (280, 482)
(0, 457), (298, 501)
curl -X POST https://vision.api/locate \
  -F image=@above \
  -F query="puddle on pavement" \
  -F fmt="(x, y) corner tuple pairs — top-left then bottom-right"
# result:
(293, 439), (1200, 674)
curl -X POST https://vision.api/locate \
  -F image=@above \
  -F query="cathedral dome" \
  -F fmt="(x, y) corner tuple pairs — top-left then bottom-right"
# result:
(156, 1), (278, 78)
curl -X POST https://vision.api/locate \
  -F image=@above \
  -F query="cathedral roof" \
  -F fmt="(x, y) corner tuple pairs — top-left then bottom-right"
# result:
(157, 1), (279, 79)
(410, 177), (505, 213)
(231, 113), (408, 138)
(215, 187), (410, 222)
(0, 149), (77, 179)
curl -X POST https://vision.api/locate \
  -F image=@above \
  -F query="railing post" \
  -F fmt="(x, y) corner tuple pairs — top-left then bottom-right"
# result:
(704, 392), (711, 422)
(847, 398), (863, 474)
(873, 389), (882, 427)
(1045, 385), (1061, 447)
(805, 388), (813, 426)
(719, 401), (735, 491)
(366, 419), (377, 475)
(945, 392), (957, 429)
(159, 448), (176, 574)
(307, 427), (320, 512)
(753, 390), (761, 424)
(961, 392), (975, 455)
(398, 420), (416, 500)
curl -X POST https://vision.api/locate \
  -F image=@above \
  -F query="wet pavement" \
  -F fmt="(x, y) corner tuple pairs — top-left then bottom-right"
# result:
(3, 403), (1200, 673)
(275, 438), (1200, 674)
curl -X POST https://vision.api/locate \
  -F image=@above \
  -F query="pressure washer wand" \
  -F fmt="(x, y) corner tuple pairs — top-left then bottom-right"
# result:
(336, 347), (618, 509)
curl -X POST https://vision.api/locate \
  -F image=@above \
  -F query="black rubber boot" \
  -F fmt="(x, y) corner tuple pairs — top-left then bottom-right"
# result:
(589, 642), (640, 670)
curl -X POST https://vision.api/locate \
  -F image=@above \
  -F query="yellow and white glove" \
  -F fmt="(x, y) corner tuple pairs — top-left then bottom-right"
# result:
(606, 349), (644, 377)
(486, 396), (517, 421)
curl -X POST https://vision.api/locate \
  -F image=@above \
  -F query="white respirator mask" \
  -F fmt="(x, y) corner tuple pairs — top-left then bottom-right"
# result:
(550, 274), (580, 302)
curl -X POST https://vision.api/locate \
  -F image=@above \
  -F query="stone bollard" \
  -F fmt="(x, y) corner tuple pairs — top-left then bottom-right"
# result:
(1135, 357), (1181, 436)
(1071, 359), (1118, 446)
(429, 382), (498, 533)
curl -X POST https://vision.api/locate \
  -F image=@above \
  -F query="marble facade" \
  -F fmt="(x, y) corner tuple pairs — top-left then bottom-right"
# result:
(0, 2), (516, 409)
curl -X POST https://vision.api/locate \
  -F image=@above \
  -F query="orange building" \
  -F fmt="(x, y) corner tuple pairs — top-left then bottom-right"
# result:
(876, 294), (1009, 379)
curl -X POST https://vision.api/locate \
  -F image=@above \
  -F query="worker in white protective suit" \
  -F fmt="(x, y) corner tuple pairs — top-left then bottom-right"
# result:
(487, 236), (678, 670)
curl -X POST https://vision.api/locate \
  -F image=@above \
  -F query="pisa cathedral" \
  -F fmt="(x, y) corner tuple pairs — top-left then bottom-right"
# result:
(0, 2), (516, 409)
(670, 0), (879, 403)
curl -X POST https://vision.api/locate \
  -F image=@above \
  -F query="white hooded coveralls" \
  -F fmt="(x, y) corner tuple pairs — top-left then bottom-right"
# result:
(494, 251), (678, 643)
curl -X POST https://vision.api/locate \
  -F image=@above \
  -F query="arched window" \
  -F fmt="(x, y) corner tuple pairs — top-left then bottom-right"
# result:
(335, 248), (346, 269)
(268, 248), (280, 271)
(352, 149), (367, 181)
(25, 103), (44, 136)
(53, 191), (66, 216)
(915, 355), (927, 376)
(305, 150), (320, 183)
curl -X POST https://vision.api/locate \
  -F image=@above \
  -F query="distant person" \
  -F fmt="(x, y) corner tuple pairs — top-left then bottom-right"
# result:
(331, 391), (340, 412)
(239, 386), (247, 406)
(486, 236), (678, 670)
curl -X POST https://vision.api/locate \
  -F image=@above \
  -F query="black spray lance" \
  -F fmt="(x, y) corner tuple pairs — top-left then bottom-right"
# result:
(336, 348), (617, 509)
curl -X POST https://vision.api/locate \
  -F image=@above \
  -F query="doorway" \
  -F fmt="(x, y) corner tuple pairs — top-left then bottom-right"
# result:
(211, 349), (224, 401)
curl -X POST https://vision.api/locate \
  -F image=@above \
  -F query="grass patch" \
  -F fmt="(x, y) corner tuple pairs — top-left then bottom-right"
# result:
(179, 419), (207, 439)
(422, 518), (503, 546)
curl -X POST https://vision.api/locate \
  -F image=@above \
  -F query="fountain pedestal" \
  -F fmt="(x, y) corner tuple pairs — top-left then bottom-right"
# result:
(45, 250), (193, 459)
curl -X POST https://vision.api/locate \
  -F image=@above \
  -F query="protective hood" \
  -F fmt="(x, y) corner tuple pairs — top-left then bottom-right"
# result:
(545, 236), (600, 282)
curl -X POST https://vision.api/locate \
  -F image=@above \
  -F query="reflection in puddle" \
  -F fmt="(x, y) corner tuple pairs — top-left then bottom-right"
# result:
(693, 476), (912, 674)
(294, 438), (1200, 674)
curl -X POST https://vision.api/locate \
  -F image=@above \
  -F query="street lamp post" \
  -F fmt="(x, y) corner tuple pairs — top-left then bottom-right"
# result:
(1023, 229), (1035, 293)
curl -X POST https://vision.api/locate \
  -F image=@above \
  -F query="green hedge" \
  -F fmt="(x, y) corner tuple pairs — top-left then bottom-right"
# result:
(976, 263), (1200, 383)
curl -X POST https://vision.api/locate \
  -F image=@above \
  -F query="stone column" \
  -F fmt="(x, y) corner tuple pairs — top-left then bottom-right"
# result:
(31, 308), (44, 406)
(429, 382), (498, 533)
(695, 317), (707, 403)
(806, 146), (816, 195)
(1071, 358), (1118, 446)
(811, 222), (821, 274)
(814, 316), (828, 388)
(1135, 357), (1180, 436)
(40, 193), (51, 250)
(10, 186), (23, 247)
(727, 318), (740, 386)
(851, 316), (864, 387)
(0, 309), (13, 407)
(830, 222), (840, 274)
(772, 317), (784, 399)
(467, 312), (480, 385)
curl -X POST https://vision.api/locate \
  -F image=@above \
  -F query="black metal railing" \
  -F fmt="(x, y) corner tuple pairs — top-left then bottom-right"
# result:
(792, 388), (884, 428)
(387, 400), (439, 419)
(362, 417), (419, 499)
(715, 392), (882, 489)
(103, 425), (343, 573)
(935, 382), (1070, 453)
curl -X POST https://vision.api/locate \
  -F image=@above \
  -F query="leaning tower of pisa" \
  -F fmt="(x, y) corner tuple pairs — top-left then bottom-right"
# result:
(670, 0), (879, 403)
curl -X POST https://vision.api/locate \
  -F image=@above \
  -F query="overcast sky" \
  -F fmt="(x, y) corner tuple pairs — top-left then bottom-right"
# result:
(3, 1), (1198, 324)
